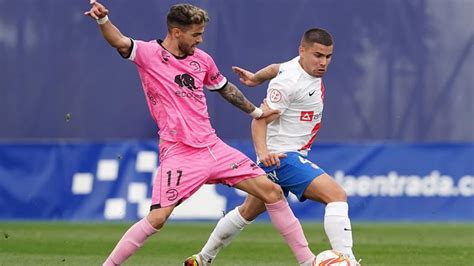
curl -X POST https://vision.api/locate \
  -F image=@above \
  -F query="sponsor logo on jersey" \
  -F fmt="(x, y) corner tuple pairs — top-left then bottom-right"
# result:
(300, 111), (314, 121)
(300, 111), (322, 122)
(175, 90), (203, 101)
(210, 71), (221, 81)
(146, 91), (158, 105)
(166, 188), (179, 201)
(174, 73), (203, 101)
(161, 50), (170, 64)
(174, 73), (198, 91)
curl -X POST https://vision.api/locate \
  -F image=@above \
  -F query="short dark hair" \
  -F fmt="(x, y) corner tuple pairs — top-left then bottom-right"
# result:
(167, 4), (209, 30)
(301, 28), (333, 46)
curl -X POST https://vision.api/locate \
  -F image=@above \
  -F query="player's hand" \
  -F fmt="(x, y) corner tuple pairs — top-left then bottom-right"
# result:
(258, 151), (287, 168)
(84, 0), (109, 20)
(232, 66), (260, 87)
(258, 99), (279, 119)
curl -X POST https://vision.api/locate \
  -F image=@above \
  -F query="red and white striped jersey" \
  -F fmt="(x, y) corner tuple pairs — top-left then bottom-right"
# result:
(265, 56), (325, 156)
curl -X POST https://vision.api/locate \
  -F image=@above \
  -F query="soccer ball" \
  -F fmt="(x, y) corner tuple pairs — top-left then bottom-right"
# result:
(314, 250), (351, 266)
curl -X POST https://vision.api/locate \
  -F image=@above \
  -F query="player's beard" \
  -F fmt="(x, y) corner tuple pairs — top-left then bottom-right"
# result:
(178, 42), (195, 56)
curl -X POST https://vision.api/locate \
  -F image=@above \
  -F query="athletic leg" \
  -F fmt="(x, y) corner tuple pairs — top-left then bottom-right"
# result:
(303, 173), (357, 261)
(190, 141), (314, 265)
(234, 175), (315, 265)
(265, 153), (356, 261)
(103, 205), (175, 266)
(108, 141), (210, 266)
(196, 195), (266, 265)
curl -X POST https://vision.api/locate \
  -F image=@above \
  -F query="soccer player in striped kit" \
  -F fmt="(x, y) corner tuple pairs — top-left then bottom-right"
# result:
(185, 28), (361, 266)
(85, 1), (318, 265)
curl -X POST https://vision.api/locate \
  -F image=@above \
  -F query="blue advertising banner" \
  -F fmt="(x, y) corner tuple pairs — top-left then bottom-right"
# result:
(0, 141), (472, 221)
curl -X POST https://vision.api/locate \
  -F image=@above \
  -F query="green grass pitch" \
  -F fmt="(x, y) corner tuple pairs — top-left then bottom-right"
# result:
(0, 222), (472, 265)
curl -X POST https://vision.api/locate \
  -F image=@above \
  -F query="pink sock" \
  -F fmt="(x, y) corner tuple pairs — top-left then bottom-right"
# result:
(265, 199), (314, 264)
(103, 218), (158, 266)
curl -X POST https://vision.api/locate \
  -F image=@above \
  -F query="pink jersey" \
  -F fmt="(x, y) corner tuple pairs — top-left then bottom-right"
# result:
(128, 39), (228, 147)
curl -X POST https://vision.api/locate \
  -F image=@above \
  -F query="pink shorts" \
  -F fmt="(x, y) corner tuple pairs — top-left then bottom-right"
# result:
(151, 139), (265, 208)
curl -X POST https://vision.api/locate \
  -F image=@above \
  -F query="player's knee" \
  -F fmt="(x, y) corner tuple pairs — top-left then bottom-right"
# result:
(328, 187), (347, 203)
(146, 211), (168, 229)
(262, 183), (284, 203)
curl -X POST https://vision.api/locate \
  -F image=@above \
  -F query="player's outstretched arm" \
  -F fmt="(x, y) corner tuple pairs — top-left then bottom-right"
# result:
(232, 64), (280, 87)
(84, 0), (132, 57)
(218, 82), (279, 119)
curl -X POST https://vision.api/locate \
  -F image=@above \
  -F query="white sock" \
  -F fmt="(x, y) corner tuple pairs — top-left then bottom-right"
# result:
(199, 207), (252, 264)
(324, 202), (354, 258)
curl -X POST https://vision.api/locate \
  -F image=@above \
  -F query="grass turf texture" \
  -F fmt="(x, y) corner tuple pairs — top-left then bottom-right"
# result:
(0, 222), (472, 265)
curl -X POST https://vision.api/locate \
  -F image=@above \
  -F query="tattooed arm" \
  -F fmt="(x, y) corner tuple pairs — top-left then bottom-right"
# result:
(218, 82), (255, 113)
(218, 82), (278, 118)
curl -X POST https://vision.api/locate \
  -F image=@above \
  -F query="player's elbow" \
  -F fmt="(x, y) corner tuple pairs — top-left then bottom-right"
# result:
(111, 37), (130, 49)
(108, 38), (132, 57)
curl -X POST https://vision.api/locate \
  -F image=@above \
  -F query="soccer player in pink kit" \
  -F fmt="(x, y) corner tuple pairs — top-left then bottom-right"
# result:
(85, 1), (318, 265)
(185, 29), (361, 266)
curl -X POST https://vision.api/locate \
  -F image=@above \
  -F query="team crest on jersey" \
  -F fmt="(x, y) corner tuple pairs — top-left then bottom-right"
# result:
(189, 61), (202, 72)
(269, 89), (282, 103)
(300, 111), (314, 121)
